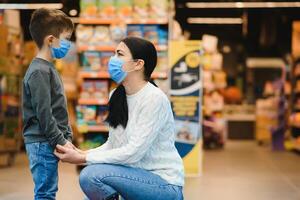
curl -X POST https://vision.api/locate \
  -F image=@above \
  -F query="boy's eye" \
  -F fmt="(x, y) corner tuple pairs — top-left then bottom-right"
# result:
(117, 52), (124, 57)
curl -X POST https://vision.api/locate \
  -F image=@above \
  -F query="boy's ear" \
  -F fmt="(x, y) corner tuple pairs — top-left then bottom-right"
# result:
(45, 35), (55, 46)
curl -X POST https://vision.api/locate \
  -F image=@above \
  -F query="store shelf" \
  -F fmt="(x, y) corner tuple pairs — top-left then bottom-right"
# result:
(152, 72), (168, 79)
(77, 45), (115, 52)
(79, 17), (168, 25)
(77, 125), (109, 133)
(78, 98), (109, 105)
(79, 71), (110, 79)
(77, 44), (167, 52)
(79, 70), (168, 79)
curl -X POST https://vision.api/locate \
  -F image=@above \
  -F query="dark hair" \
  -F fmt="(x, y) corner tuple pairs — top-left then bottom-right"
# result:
(29, 8), (74, 49)
(106, 37), (158, 129)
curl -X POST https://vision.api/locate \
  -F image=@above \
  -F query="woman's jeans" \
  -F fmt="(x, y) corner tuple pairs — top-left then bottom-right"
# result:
(79, 164), (184, 200)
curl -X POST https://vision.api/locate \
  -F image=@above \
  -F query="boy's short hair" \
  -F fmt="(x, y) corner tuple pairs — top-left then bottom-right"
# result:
(29, 8), (74, 49)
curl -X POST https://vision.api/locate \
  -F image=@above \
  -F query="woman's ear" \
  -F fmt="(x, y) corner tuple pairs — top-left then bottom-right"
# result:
(135, 59), (145, 70)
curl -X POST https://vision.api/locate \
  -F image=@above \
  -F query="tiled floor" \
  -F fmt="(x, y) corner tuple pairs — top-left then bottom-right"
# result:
(0, 141), (300, 200)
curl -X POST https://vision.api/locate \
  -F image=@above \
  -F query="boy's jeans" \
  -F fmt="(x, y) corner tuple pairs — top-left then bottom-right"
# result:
(25, 142), (59, 200)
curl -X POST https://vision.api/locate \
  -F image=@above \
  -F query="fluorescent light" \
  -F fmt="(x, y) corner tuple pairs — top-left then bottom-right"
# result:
(186, 2), (300, 9)
(187, 17), (243, 24)
(0, 3), (63, 10)
(246, 58), (285, 68)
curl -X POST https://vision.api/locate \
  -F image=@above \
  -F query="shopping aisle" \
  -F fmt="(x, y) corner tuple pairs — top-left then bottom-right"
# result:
(185, 141), (300, 200)
(0, 141), (300, 200)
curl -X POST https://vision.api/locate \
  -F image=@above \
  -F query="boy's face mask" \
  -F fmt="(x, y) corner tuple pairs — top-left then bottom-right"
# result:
(50, 39), (71, 59)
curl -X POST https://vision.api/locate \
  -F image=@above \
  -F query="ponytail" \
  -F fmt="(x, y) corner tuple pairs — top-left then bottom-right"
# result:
(106, 85), (128, 129)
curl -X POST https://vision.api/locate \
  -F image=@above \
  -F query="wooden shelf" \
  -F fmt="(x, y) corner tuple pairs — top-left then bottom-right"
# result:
(78, 98), (108, 105)
(151, 72), (168, 79)
(77, 44), (167, 52)
(77, 125), (109, 133)
(79, 17), (168, 25)
(79, 71), (110, 79)
(79, 70), (168, 79)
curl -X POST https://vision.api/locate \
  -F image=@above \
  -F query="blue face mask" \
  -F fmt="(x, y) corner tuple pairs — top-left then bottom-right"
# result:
(108, 56), (127, 84)
(51, 39), (71, 59)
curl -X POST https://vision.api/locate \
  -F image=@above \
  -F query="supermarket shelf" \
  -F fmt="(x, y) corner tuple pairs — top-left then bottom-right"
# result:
(78, 98), (108, 105)
(77, 44), (167, 52)
(79, 17), (168, 25)
(79, 70), (168, 79)
(77, 125), (109, 133)
(152, 72), (168, 79)
(79, 71), (110, 79)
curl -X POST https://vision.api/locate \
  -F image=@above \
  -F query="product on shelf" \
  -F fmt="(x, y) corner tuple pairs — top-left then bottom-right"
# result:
(79, 135), (106, 149)
(213, 71), (227, 89)
(127, 25), (143, 38)
(110, 24), (127, 44)
(144, 25), (158, 44)
(116, 0), (133, 18)
(149, 0), (168, 19)
(80, 51), (101, 71)
(80, 0), (98, 17)
(101, 52), (114, 69)
(76, 105), (108, 126)
(98, 0), (116, 18)
(76, 25), (94, 46)
(155, 51), (168, 73)
(133, 0), (149, 19)
(94, 81), (109, 100)
(92, 26), (111, 45)
(80, 80), (109, 100)
(158, 28), (168, 45)
(203, 70), (214, 91)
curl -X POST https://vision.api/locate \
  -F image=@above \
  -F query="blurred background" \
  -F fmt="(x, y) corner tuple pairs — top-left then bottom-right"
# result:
(0, 0), (300, 200)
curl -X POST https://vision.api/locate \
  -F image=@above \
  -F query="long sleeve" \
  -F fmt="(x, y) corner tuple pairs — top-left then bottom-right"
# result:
(66, 124), (73, 142)
(28, 70), (67, 147)
(86, 96), (165, 165)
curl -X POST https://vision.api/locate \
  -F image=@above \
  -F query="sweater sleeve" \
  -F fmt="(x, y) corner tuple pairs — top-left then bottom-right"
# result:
(86, 95), (165, 165)
(28, 70), (67, 147)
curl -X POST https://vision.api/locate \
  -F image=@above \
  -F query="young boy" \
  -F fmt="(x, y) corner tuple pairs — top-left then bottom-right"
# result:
(22, 8), (75, 199)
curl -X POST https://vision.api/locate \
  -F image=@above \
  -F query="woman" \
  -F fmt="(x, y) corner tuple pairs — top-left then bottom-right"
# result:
(54, 37), (184, 200)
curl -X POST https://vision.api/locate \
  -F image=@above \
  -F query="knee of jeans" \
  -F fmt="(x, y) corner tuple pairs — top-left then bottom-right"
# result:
(79, 167), (93, 191)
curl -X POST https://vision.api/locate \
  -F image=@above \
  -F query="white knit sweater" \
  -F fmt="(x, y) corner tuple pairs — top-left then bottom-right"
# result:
(86, 82), (184, 186)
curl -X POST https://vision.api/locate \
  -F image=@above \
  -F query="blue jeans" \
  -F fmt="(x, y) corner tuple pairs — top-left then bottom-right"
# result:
(25, 142), (59, 200)
(79, 164), (184, 200)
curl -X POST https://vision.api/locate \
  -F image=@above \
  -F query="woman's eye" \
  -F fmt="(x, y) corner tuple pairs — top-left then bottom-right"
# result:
(117, 52), (124, 56)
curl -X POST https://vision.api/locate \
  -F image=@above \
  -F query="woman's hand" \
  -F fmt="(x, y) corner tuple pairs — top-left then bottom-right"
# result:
(54, 144), (86, 164)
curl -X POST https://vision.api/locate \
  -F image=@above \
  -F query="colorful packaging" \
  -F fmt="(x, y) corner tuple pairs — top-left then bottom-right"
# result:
(80, 0), (98, 17)
(116, 0), (133, 18)
(156, 51), (168, 72)
(94, 81), (109, 100)
(149, 0), (168, 19)
(76, 25), (94, 46)
(98, 0), (116, 18)
(127, 25), (143, 38)
(92, 26), (111, 45)
(110, 24), (127, 44)
(80, 51), (101, 71)
(133, 0), (149, 19)
(100, 52), (114, 70)
(158, 27), (168, 45)
(144, 25), (158, 44)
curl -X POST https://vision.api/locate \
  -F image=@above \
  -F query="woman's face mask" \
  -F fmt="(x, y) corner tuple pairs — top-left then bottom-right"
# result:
(108, 56), (137, 84)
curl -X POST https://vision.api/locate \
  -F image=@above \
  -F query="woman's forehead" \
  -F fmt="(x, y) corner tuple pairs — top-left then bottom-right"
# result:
(117, 42), (129, 52)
